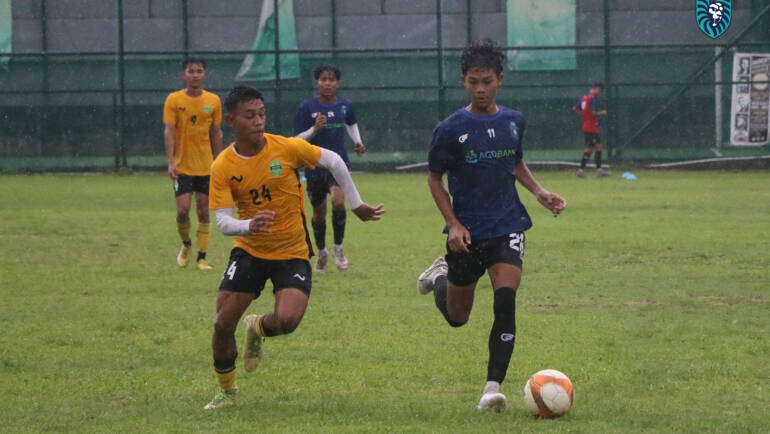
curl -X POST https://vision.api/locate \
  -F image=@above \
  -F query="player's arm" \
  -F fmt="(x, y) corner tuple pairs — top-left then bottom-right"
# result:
(163, 123), (178, 179)
(590, 98), (607, 117)
(210, 124), (224, 157)
(571, 103), (582, 116)
(345, 123), (366, 156)
(428, 171), (471, 253)
(295, 112), (327, 141)
(513, 159), (566, 217)
(214, 208), (275, 235)
(316, 148), (384, 221)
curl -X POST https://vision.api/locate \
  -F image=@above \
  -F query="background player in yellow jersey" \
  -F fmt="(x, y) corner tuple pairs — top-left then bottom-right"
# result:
(203, 86), (384, 410)
(163, 56), (224, 270)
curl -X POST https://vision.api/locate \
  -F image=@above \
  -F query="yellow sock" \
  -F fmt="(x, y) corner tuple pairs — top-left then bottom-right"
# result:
(254, 314), (267, 338)
(197, 223), (210, 254)
(177, 221), (191, 244)
(216, 369), (237, 391)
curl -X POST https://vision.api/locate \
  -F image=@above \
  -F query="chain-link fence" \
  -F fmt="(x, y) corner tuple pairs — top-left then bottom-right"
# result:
(1, 0), (769, 172)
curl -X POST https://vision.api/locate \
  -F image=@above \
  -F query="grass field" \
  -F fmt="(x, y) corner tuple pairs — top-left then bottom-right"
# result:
(1, 170), (768, 433)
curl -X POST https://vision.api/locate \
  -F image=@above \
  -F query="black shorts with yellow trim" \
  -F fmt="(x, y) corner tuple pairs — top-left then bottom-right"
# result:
(173, 174), (210, 197)
(219, 247), (312, 298)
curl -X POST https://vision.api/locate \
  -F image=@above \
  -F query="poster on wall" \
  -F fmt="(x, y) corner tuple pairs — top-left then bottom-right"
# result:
(235, 0), (300, 81)
(730, 53), (770, 146)
(506, 0), (576, 71)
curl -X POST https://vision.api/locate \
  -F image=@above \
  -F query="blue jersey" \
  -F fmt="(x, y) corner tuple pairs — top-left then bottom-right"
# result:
(293, 96), (357, 178)
(428, 106), (532, 239)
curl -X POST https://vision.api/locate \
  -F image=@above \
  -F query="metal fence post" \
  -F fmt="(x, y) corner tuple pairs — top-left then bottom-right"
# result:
(603, 0), (616, 160)
(118, 0), (127, 169)
(437, 0), (445, 120)
(273, 0), (282, 133)
(39, 0), (49, 158)
(182, 0), (189, 55)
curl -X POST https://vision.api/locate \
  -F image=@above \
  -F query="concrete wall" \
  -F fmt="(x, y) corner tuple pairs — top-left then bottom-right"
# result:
(10, 0), (759, 53)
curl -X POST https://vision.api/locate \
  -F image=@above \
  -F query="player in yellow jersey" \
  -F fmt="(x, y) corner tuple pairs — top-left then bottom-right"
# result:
(203, 86), (385, 410)
(163, 56), (224, 270)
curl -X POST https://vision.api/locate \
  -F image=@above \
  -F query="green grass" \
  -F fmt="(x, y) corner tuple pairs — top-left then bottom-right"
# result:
(0, 170), (768, 433)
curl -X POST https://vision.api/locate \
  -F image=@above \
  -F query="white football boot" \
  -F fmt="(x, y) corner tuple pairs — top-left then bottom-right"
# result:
(477, 392), (507, 413)
(416, 256), (448, 295)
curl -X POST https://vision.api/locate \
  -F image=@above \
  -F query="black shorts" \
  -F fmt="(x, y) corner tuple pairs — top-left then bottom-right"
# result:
(445, 233), (525, 286)
(305, 170), (339, 207)
(173, 174), (210, 197)
(219, 248), (312, 297)
(583, 132), (601, 147)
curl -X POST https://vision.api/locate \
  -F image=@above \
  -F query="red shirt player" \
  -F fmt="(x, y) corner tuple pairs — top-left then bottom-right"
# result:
(572, 83), (608, 177)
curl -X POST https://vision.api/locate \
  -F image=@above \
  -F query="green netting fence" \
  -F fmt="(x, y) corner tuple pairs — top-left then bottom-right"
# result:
(1, 2), (770, 172)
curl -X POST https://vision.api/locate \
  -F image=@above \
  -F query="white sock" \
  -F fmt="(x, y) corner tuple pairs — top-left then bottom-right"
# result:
(333, 244), (342, 249)
(319, 248), (328, 255)
(483, 381), (500, 395)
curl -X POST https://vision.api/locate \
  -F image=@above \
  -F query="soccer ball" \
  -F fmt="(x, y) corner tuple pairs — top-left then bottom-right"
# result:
(523, 369), (574, 418)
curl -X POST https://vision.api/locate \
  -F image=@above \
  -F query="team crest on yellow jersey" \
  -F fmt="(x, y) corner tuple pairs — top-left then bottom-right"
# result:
(269, 159), (283, 176)
(204, 104), (212, 114)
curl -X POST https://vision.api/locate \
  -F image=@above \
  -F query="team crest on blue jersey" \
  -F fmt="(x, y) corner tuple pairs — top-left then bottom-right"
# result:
(509, 122), (519, 141)
(341, 105), (347, 117)
(465, 150), (479, 164)
(696, 0), (731, 39)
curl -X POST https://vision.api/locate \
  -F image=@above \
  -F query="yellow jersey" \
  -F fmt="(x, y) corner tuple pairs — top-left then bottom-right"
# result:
(209, 134), (323, 261)
(162, 89), (222, 176)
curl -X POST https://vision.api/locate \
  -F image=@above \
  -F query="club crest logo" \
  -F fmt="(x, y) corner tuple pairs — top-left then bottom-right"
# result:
(203, 104), (212, 114)
(696, 0), (731, 39)
(458, 133), (469, 143)
(269, 159), (283, 176)
(509, 122), (520, 140)
(465, 149), (478, 164)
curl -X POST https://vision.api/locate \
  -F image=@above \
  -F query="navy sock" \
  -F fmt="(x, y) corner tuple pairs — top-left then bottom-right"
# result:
(487, 287), (517, 383)
(433, 275), (465, 327)
(595, 151), (603, 169)
(311, 219), (326, 251)
(332, 209), (346, 245)
(580, 152), (591, 169)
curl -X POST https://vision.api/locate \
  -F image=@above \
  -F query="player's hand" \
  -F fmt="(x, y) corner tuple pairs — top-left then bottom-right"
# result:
(354, 142), (366, 156)
(447, 223), (471, 253)
(536, 190), (567, 217)
(249, 210), (275, 233)
(352, 203), (385, 221)
(167, 162), (178, 180)
(313, 113), (327, 132)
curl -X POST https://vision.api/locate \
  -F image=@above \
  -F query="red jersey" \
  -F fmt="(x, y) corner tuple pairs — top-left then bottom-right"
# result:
(577, 93), (599, 133)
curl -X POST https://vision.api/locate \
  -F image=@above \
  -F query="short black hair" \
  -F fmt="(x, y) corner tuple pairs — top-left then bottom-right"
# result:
(314, 64), (341, 80)
(591, 82), (604, 90)
(225, 86), (264, 113)
(461, 39), (505, 76)
(182, 56), (207, 70)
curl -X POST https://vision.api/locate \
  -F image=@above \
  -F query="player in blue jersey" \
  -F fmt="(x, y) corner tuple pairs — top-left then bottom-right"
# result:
(416, 39), (567, 413)
(294, 65), (366, 274)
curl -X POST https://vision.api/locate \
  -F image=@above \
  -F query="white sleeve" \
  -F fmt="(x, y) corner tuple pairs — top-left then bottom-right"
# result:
(295, 125), (316, 141)
(317, 149), (363, 209)
(345, 123), (362, 144)
(214, 208), (251, 236)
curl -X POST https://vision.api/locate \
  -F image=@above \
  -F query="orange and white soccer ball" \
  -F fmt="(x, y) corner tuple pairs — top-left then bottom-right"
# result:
(523, 369), (574, 418)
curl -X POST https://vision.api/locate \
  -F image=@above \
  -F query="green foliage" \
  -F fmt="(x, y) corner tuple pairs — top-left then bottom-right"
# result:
(0, 171), (768, 432)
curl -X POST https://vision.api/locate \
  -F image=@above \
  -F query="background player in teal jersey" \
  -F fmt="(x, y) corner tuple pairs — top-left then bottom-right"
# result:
(294, 65), (366, 274)
(417, 39), (567, 413)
